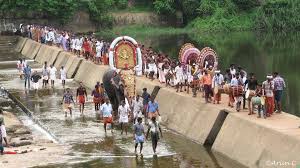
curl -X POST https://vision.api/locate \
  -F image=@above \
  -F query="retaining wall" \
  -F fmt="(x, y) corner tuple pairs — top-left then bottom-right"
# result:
(54, 52), (71, 69)
(212, 113), (300, 168)
(64, 55), (83, 79)
(14, 37), (27, 53)
(74, 61), (109, 88)
(35, 45), (62, 65)
(16, 37), (300, 168)
(21, 39), (41, 59)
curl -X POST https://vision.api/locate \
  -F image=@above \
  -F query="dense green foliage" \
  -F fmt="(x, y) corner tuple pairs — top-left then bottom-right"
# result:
(0, 0), (136, 27)
(256, 0), (300, 31)
(0, 0), (78, 24)
(0, 0), (299, 32)
(186, 0), (300, 32)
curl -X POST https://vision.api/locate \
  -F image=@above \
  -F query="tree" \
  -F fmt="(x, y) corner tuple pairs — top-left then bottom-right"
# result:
(232, 0), (260, 11)
(181, 0), (201, 22)
(153, 0), (176, 15)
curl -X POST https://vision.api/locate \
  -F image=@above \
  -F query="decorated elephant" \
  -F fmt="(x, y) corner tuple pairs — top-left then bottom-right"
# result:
(102, 69), (125, 113)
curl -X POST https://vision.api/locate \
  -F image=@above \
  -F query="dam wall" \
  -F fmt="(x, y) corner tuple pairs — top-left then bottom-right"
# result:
(212, 112), (300, 168)
(14, 37), (27, 53)
(21, 39), (41, 59)
(35, 45), (62, 65)
(16, 37), (300, 168)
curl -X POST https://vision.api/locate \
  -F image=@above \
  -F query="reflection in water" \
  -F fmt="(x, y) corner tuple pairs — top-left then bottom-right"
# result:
(135, 155), (146, 167)
(64, 118), (74, 127)
(131, 31), (300, 116)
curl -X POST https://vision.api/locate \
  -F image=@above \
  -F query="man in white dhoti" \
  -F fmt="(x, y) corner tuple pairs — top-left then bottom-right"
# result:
(60, 66), (66, 87)
(49, 64), (57, 87)
(175, 63), (184, 92)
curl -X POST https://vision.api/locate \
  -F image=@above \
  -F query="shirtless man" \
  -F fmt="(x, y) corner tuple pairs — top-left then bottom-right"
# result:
(76, 82), (88, 115)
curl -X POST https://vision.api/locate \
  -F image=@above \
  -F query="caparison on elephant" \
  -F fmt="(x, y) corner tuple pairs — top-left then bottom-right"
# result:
(102, 69), (126, 114)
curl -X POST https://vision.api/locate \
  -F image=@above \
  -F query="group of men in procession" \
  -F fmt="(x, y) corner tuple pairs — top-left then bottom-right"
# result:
(21, 24), (110, 65)
(139, 43), (286, 118)
(15, 24), (287, 155)
(61, 80), (162, 154)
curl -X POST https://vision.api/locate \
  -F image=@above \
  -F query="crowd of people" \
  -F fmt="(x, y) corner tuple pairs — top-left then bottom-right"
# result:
(20, 24), (287, 118)
(60, 80), (162, 154)
(12, 24), (287, 155)
(20, 24), (111, 64)
(139, 45), (287, 118)
(20, 25), (285, 116)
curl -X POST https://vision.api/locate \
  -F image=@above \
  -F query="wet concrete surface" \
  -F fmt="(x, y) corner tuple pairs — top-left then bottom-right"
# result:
(0, 37), (246, 168)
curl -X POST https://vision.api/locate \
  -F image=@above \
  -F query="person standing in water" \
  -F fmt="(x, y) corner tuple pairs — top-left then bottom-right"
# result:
(101, 98), (114, 133)
(61, 88), (75, 117)
(146, 117), (163, 154)
(131, 95), (143, 124)
(76, 82), (88, 115)
(49, 64), (57, 87)
(91, 85), (101, 112)
(23, 64), (31, 89)
(31, 71), (41, 91)
(118, 100), (130, 135)
(134, 117), (145, 155)
(17, 58), (24, 79)
(42, 61), (49, 88)
(60, 66), (66, 88)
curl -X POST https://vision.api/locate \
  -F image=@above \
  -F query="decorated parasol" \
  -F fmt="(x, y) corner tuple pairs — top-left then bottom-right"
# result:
(178, 43), (201, 64)
(108, 36), (142, 98)
(198, 47), (218, 69)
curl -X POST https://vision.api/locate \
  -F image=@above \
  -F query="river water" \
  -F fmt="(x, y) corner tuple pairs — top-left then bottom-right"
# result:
(115, 31), (299, 117)
(0, 36), (245, 167)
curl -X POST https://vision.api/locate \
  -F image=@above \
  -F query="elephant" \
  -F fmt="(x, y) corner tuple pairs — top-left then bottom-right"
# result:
(102, 69), (125, 113)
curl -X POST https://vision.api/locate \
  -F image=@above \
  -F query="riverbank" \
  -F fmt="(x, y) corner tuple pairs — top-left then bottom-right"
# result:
(0, 99), (66, 168)
(15, 36), (300, 168)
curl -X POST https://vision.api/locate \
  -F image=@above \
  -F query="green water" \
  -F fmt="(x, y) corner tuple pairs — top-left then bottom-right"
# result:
(107, 31), (299, 116)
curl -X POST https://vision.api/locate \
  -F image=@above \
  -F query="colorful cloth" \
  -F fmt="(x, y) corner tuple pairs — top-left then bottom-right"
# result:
(273, 76), (286, 91)
(63, 93), (74, 104)
(78, 95), (85, 104)
(265, 96), (274, 115)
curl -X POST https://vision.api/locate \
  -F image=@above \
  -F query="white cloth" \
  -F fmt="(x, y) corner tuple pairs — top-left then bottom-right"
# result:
(75, 38), (81, 50)
(175, 66), (183, 76)
(60, 69), (66, 80)
(101, 103), (113, 117)
(33, 82), (39, 90)
(230, 77), (239, 87)
(1, 125), (7, 138)
(47, 31), (55, 42)
(212, 74), (224, 88)
(49, 67), (57, 80)
(135, 65), (142, 76)
(230, 68), (236, 76)
(96, 45), (102, 58)
(71, 38), (76, 49)
(148, 121), (160, 133)
(175, 66), (184, 84)
(158, 63), (165, 83)
(184, 65), (193, 83)
(118, 105), (129, 123)
(132, 99), (143, 117)
(148, 63), (157, 74)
